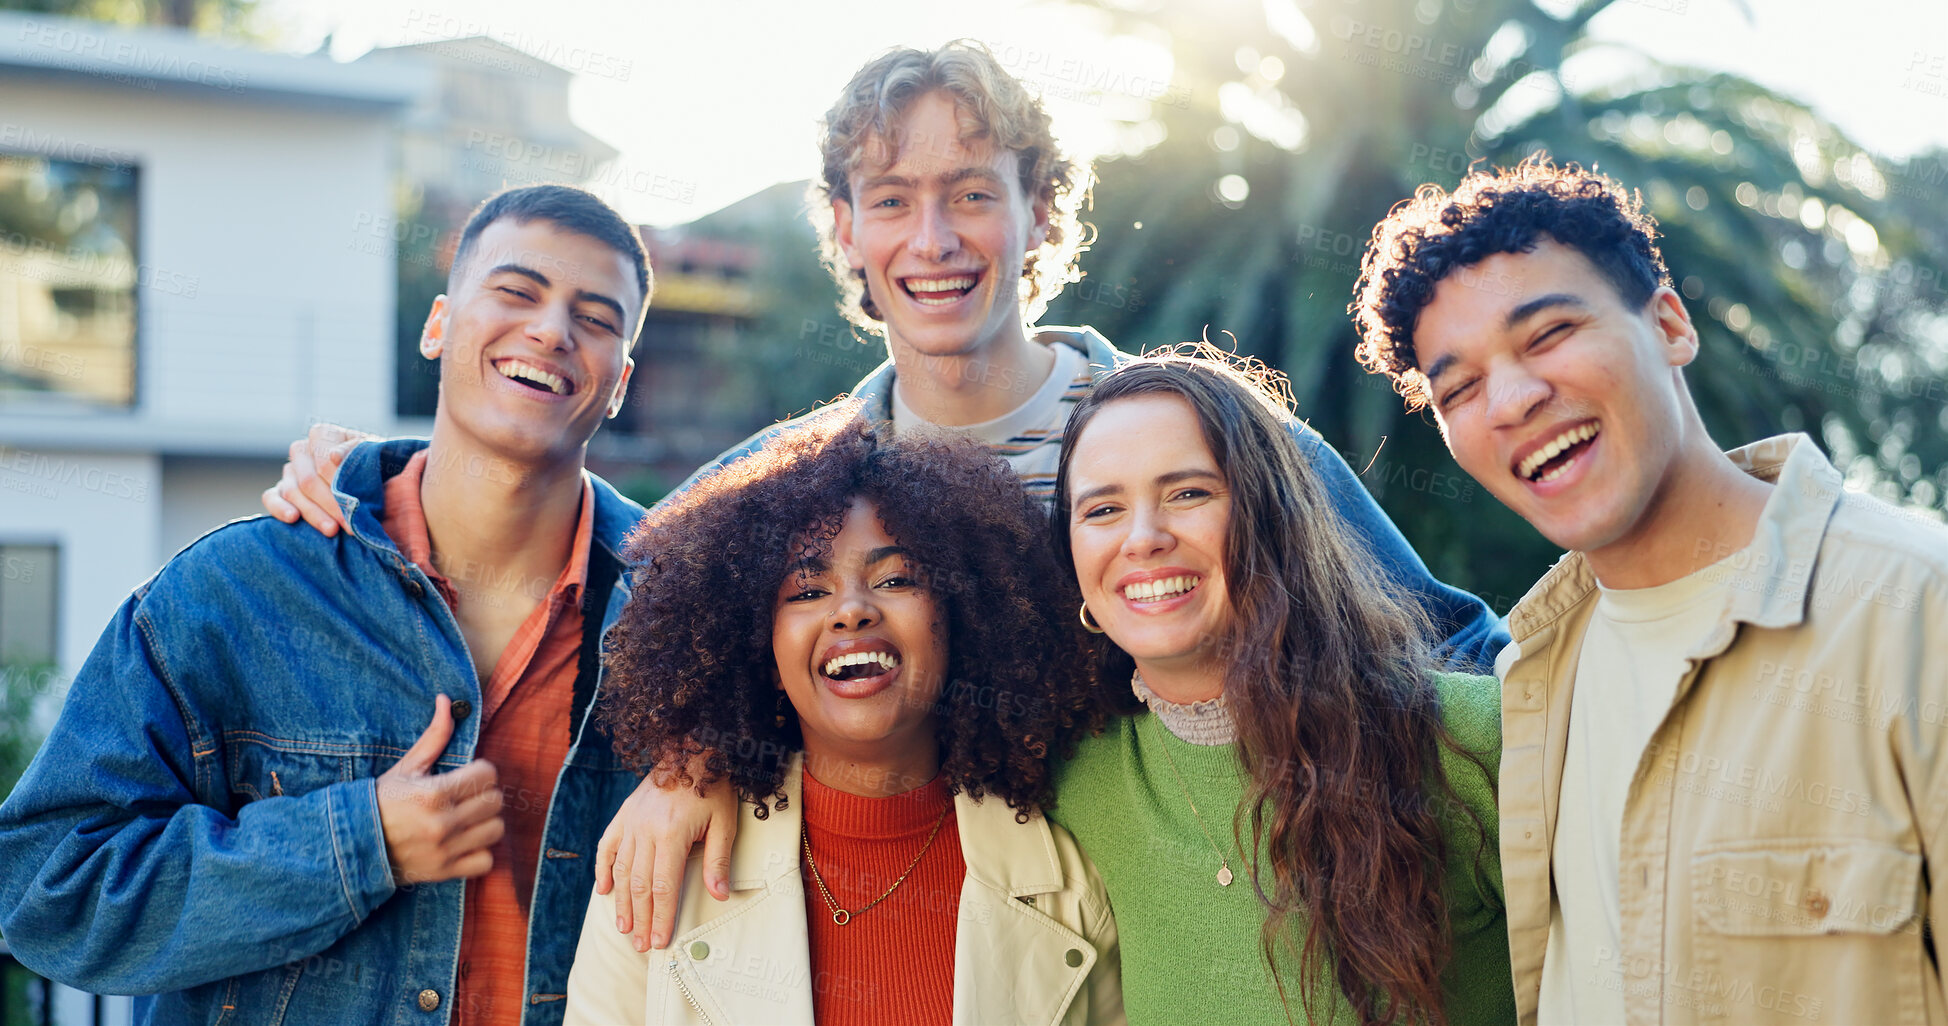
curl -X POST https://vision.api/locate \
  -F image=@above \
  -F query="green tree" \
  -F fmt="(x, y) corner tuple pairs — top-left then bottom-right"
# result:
(1042, 0), (1948, 610)
(0, 0), (258, 33)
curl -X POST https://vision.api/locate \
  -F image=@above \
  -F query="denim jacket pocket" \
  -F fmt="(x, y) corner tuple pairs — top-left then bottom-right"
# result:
(1689, 839), (1926, 1024)
(224, 731), (386, 804)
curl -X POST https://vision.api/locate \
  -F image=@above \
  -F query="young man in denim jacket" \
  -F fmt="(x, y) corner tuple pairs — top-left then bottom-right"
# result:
(0, 185), (654, 1026)
(1352, 159), (1947, 1024)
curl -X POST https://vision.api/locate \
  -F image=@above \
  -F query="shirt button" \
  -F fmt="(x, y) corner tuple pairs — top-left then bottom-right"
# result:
(417, 989), (441, 1012)
(1806, 891), (1829, 917)
(689, 941), (710, 961)
(1064, 948), (1084, 968)
(451, 699), (472, 723)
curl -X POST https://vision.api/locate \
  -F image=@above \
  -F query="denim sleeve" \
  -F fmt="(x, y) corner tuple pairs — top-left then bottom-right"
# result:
(0, 596), (395, 994)
(1287, 421), (1510, 673)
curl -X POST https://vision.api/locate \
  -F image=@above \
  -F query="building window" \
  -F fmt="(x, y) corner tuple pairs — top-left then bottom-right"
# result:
(0, 152), (140, 408)
(0, 543), (57, 667)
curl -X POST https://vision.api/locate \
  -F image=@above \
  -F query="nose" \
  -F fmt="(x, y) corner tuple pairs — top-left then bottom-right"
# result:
(907, 200), (959, 263)
(1485, 362), (1550, 429)
(830, 587), (880, 632)
(525, 301), (573, 352)
(1119, 503), (1175, 562)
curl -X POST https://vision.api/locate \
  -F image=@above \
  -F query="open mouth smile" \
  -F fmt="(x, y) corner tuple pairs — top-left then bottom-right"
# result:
(1120, 573), (1202, 605)
(816, 638), (905, 697)
(1514, 420), (1601, 484)
(899, 272), (981, 307)
(493, 358), (578, 397)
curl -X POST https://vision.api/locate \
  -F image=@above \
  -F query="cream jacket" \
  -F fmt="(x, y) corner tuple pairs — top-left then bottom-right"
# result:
(563, 757), (1123, 1025)
(1496, 434), (1948, 1024)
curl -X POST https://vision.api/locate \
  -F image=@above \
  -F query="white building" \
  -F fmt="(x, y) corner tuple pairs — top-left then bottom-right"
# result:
(0, 12), (428, 694)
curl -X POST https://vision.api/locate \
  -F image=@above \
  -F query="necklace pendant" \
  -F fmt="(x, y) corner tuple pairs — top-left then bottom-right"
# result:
(1216, 864), (1234, 887)
(832, 908), (850, 925)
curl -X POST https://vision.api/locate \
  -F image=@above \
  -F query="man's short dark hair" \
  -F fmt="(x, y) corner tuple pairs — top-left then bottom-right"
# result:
(1350, 155), (1671, 407)
(450, 184), (652, 314)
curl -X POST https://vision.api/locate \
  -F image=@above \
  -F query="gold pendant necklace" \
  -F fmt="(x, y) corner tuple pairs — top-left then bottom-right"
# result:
(802, 804), (951, 925)
(1149, 714), (1235, 887)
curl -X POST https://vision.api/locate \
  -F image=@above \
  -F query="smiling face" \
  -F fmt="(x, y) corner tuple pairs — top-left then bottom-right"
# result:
(424, 217), (640, 467)
(831, 89), (1049, 362)
(1065, 393), (1234, 700)
(1414, 239), (1700, 558)
(772, 497), (948, 774)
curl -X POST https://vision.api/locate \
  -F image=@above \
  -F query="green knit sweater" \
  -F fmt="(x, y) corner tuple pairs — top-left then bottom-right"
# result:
(1048, 671), (1515, 1026)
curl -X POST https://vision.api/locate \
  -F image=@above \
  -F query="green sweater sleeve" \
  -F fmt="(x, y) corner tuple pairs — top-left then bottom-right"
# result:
(1434, 671), (1517, 1026)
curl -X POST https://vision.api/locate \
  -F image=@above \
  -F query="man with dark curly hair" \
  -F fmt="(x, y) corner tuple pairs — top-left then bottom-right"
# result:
(1350, 157), (1948, 1026)
(262, 40), (1509, 953)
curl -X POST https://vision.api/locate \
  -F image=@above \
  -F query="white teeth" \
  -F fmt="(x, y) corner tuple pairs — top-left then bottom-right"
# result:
(499, 360), (568, 395)
(821, 650), (900, 678)
(906, 276), (976, 306)
(905, 276), (975, 292)
(1518, 422), (1601, 481)
(1121, 575), (1201, 603)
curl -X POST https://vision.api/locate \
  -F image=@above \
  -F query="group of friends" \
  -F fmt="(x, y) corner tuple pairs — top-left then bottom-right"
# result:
(1, 39), (1943, 1026)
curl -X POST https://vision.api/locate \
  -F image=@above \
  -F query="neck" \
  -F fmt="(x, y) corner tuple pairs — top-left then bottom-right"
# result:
(1131, 656), (1224, 706)
(800, 736), (940, 799)
(1584, 436), (1773, 590)
(418, 424), (586, 597)
(886, 320), (1055, 427)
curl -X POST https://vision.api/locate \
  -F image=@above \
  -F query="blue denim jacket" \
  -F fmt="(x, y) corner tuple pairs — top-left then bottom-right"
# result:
(673, 326), (1511, 671)
(0, 439), (645, 1026)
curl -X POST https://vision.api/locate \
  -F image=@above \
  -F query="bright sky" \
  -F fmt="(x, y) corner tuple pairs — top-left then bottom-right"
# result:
(267, 0), (1948, 226)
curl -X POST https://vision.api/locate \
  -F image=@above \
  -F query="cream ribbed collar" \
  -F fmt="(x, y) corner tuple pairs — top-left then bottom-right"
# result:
(1130, 672), (1236, 746)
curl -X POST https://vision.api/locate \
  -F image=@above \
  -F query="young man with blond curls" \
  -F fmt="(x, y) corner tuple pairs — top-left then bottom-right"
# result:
(264, 41), (1509, 956)
(1351, 158), (1947, 1025)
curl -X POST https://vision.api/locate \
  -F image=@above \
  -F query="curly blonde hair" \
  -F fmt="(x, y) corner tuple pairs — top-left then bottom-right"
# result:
(813, 40), (1095, 334)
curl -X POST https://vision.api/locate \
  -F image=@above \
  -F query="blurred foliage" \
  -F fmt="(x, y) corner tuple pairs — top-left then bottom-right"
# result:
(1032, 0), (1948, 611)
(0, 0), (260, 34)
(0, 661), (58, 804)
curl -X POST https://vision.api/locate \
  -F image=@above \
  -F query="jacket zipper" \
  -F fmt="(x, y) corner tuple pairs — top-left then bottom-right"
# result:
(668, 959), (713, 1025)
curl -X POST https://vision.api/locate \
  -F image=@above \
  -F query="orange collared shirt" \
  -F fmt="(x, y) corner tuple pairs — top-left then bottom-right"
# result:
(380, 449), (595, 1026)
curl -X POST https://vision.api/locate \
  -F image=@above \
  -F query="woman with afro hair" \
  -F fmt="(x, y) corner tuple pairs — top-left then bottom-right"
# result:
(564, 404), (1123, 1026)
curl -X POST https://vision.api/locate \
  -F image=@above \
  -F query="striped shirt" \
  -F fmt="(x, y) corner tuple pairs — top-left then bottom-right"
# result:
(889, 337), (1091, 503)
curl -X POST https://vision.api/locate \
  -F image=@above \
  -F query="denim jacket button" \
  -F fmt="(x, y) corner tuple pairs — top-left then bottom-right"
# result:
(417, 989), (441, 1012)
(451, 700), (472, 723)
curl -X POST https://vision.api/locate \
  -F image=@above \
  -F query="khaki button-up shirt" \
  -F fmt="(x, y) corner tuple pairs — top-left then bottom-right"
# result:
(1499, 434), (1948, 1025)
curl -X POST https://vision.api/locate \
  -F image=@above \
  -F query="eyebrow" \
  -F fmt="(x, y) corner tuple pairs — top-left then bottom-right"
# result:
(1423, 292), (1588, 383)
(485, 263), (627, 324)
(784, 545), (910, 577)
(1071, 468), (1222, 508)
(858, 167), (1004, 192)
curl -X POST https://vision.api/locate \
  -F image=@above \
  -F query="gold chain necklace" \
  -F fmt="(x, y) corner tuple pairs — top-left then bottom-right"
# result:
(1149, 714), (1235, 887)
(801, 804), (951, 925)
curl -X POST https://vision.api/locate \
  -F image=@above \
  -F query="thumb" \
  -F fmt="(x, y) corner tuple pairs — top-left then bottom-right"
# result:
(394, 694), (454, 777)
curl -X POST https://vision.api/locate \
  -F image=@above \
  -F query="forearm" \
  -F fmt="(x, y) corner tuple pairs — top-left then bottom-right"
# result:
(1290, 422), (1509, 671)
(0, 777), (393, 993)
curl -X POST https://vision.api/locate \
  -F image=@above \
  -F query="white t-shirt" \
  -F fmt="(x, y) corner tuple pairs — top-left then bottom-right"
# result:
(1536, 561), (1736, 1025)
(889, 339), (1089, 503)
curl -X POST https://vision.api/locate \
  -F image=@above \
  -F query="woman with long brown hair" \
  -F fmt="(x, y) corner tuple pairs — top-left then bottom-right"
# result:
(1048, 351), (1511, 1026)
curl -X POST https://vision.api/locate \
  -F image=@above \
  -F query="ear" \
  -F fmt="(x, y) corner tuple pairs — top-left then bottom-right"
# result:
(1650, 287), (1699, 369)
(420, 295), (450, 360)
(833, 198), (864, 270)
(606, 357), (636, 419)
(1027, 194), (1051, 251)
